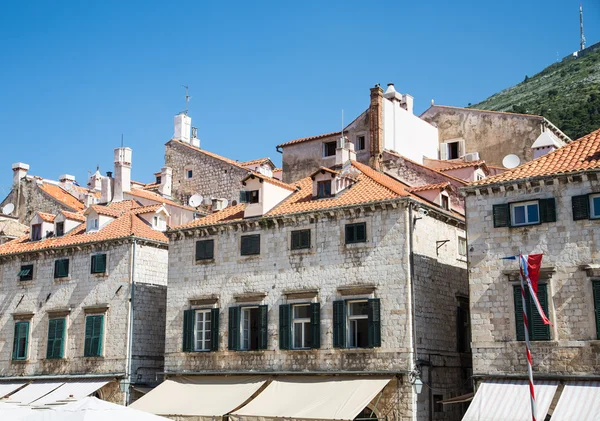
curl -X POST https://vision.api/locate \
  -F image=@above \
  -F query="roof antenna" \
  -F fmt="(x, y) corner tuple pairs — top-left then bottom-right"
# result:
(183, 85), (191, 115)
(580, 4), (586, 51)
(121, 134), (124, 148)
(341, 109), (345, 147)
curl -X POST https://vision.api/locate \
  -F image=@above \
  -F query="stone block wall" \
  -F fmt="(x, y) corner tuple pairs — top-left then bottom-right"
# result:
(165, 140), (249, 206)
(465, 174), (600, 377)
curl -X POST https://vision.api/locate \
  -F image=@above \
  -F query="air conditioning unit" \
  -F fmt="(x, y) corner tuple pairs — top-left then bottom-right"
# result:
(463, 152), (480, 162)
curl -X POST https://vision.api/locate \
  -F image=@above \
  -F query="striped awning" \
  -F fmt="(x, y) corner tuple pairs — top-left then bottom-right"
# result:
(462, 379), (558, 421)
(551, 381), (600, 420)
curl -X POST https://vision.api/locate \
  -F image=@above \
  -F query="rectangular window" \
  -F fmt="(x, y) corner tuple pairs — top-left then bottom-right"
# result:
(91, 254), (107, 274)
(317, 180), (332, 198)
(345, 222), (367, 244)
(456, 299), (470, 353)
(433, 395), (444, 413)
(291, 229), (311, 250)
(448, 142), (459, 159)
(55, 222), (64, 237)
(241, 234), (260, 256)
(32, 224), (42, 241)
(591, 194), (600, 219)
(46, 318), (66, 359)
(18, 264), (34, 281)
(228, 306), (267, 351)
(593, 281), (600, 340)
(12, 321), (29, 360)
(54, 258), (69, 278)
(239, 190), (259, 204)
(292, 304), (312, 349)
(323, 141), (336, 157)
(348, 301), (369, 348)
(356, 135), (365, 151)
(458, 237), (467, 257)
(87, 218), (99, 231)
(513, 284), (551, 341)
(186, 169), (193, 179)
(194, 310), (212, 351)
(195, 239), (215, 260)
(156, 176), (161, 185)
(84, 315), (104, 357)
(441, 195), (450, 210)
(511, 201), (539, 226)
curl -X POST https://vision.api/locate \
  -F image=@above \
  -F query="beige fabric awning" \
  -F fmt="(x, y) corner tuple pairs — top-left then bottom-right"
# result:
(0, 382), (26, 399)
(30, 378), (110, 405)
(550, 381), (600, 420)
(232, 376), (392, 420)
(129, 376), (267, 417)
(462, 379), (558, 421)
(5, 381), (65, 404)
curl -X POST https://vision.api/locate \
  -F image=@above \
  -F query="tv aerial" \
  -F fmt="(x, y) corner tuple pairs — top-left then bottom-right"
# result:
(502, 154), (521, 169)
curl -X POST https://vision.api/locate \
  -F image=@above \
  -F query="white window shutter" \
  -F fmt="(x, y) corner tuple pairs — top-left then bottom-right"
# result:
(458, 140), (466, 157)
(440, 143), (448, 160)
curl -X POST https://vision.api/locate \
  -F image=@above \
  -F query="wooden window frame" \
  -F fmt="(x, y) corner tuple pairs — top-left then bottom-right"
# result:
(317, 180), (332, 198)
(55, 222), (65, 237)
(46, 317), (66, 359)
(345, 222), (367, 244)
(195, 239), (215, 261)
(511, 201), (540, 226)
(12, 321), (30, 361)
(31, 224), (42, 241)
(91, 254), (107, 274)
(590, 194), (600, 219)
(240, 234), (260, 256)
(84, 314), (104, 357)
(323, 141), (336, 157)
(194, 309), (213, 351)
(54, 258), (70, 279)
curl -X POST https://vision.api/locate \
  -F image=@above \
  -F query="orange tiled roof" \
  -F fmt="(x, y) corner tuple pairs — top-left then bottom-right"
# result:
(471, 127), (600, 187)
(36, 212), (56, 223)
(0, 201), (167, 257)
(310, 167), (340, 178)
(131, 204), (165, 215)
(170, 139), (246, 169)
(408, 182), (451, 193)
(127, 188), (197, 211)
(276, 131), (341, 148)
(59, 210), (86, 222)
(142, 182), (160, 190)
(242, 172), (297, 191)
(239, 158), (275, 168)
(273, 168), (282, 172)
(383, 150), (469, 186)
(432, 160), (487, 171)
(69, 185), (101, 199)
(38, 183), (85, 211)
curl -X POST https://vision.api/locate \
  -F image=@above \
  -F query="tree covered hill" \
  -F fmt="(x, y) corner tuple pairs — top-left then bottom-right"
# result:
(471, 43), (600, 140)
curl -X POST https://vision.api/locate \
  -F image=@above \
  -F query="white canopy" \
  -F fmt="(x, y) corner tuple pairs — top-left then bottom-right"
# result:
(232, 376), (392, 420)
(6, 382), (65, 404)
(0, 401), (36, 421)
(0, 382), (26, 398)
(31, 379), (110, 406)
(462, 379), (558, 421)
(551, 381), (600, 420)
(130, 376), (268, 417)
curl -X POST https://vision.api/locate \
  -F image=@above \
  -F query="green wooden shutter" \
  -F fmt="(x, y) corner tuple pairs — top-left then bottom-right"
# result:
(13, 322), (29, 360)
(593, 281), (600, 340)
(55, 259), (69, 278)
(310, 302), (321, 349)
(332, 300), (346, 348)
(182, 309), (195, 352)
(54, 260), (61, 278)
(531, 285), (551, 340)
(84, 316), (93, 356)
(228, 307), (240, 350)
(513, 286), (525, 341)
(279, 304), (291, 350)
(367, 298), (381, 347)
(47, 318), (65, 359)
(85, 315), (104, 357)
(96, 315), (104, 356)
(539, 198), (556, 223)
(258, 305), (268, 350)
(210, 308), (220, 351)
(92, 254), (107, 274)
(493, 204), (511, 227)
(572, 194), (590, 220)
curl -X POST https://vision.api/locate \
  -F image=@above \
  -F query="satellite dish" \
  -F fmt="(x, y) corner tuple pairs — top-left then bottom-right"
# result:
(221, 199), (229, 208)
(502, 154), (521, 169)
(2, 203), (15, 215)
(188, 194), (203, 208)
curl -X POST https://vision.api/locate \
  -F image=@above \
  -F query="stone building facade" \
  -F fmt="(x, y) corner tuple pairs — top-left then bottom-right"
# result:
(420, 105), (571, 167)
(0, 201), (169, 406)
(135, 159), (470, 421)
(462, 127), (600, 419)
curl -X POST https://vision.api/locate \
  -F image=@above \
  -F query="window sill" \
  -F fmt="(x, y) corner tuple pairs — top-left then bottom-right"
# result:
(239, 255), (260, 261)
(289, 247), (314, 255)
(91, 273), (108, 278)
(18, 280), (34, 286)
(54, 277), (71, 283)
(344, 241), (370, 250)
(83, 356), (105, 360)
(195, 258), (216, 265)
(11, 359), (29, 364)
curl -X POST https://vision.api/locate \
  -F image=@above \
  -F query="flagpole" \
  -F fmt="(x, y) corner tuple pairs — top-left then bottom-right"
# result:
(519, 253), (537, 421)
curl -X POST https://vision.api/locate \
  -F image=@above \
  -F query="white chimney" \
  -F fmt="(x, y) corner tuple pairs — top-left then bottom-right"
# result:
(84, 191), (95, 207)
(12, 163), (29, 186)
(59, 174), (76, 184)
(335, 137), (357, 167)
(174, 113), (192, 143)
(88, 168), (103, 190)
(401, 94), (414, 114)
(191, 126), (200, 148)
(100, 174), (112, 203)
(113, 147), (132, 202)
(158, 167), (172, 198)
(383, 83), (402, 101)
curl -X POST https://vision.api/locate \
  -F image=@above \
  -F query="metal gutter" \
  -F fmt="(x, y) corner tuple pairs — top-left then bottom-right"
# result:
(0, 373), (125, 381)
(161, 370), (409, 376)
(474, 373), (600, 381)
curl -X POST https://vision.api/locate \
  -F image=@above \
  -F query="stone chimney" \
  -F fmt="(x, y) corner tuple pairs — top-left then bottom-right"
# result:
(369, 85), (384, 170)
(59, 174), (76, 185)
(174, 113), (192, 143)
(100, 173), (112, 203)
(12, 163), (29, 186)
(113, 147), (132, 202)
(158, 167), (172, 198)
(335, 137), (357, 167)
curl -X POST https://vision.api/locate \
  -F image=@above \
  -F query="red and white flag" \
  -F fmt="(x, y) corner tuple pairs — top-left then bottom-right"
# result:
(520, 254), (551, 326)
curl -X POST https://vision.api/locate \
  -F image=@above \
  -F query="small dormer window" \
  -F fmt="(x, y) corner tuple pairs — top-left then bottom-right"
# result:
(56, 222), (64, 237)
(441, 195), (450, 210)
(240, 190), (259, 204)
(356, 135), (366, 151)
(156, 176), (162, 184)
(87, 218), (99, 231)
(31, 224), (42, 241)
(153, 215), (167, 231)
(317, 180), (332, 198)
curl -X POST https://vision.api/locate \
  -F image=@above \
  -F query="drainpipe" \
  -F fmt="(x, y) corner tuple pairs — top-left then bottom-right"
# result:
(406, 202), (419, 421)
(124, 239), (137, 405)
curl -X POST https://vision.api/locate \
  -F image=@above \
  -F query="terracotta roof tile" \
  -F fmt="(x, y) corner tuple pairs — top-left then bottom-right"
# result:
(239, 158), (275, 168)
(408, 182), (451, 192)
(170, 140), (246, 169)
(471, 127), (600, 187)
(37, 212), (56, 223)
(127, 188), (197, 212)
(59, 210), (86, 222)
(276, 131), (341, 148)
(383, 150), (469, 186)
(131, 204), (165, 215)
(433, 160), (487, 171)
(38, 183), (85, 211)
(309, 167), (340, 177)
(242, 172), (297, 191)
(0, 203), (167, 257)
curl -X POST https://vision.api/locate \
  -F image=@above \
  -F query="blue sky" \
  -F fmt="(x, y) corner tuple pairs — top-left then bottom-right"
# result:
(0, 0), (598, 195)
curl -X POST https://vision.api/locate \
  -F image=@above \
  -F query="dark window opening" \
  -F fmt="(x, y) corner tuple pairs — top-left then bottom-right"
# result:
(186, 170), (193, 179)
(457, 299), (471, 353)
(241, 307), (260, 350)
(354, 407), (378, 421)
(12, 321), (29, 360)
(291, 229), (311, 250)
(433, 395), (444, 413)
(323, 141), (336, 157)
(448, 142), (459, 159)
(345, 222), (367, 244)
(55, 222), (64, 237)
(241, 234), (260, 256)
(356, 136), (366, 151)
(348, 301), (369, 348)
(441, 195), (450, 210)
(18, 264), (34, 281)
(240, 190), (259, 204)
(32, 224), (42, 241)
(196, 239), (215, 260)
(156, 176), (161, 184)
(317, 180), (332, 198)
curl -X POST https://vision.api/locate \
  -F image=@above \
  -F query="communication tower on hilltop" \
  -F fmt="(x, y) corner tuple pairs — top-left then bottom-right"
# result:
(580, 4), (586, 51)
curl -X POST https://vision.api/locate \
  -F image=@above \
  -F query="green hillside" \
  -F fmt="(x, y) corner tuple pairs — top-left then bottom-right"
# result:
(471, 43), (600, 140)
